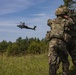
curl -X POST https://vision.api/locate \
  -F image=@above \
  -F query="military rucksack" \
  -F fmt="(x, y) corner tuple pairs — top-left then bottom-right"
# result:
(49, 18), (66, 39)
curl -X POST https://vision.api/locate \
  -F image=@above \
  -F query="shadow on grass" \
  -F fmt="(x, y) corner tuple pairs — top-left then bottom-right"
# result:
(69, 66), (76, 75)
(57, 66), (76, 75)
(58, 73), (62, 75)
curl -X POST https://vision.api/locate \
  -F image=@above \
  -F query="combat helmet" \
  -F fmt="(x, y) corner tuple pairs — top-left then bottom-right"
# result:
(60, 5), (69, 13)
(55, 5), (69, 16)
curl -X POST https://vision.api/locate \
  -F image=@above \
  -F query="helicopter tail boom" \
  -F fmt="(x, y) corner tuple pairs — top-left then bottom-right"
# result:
(33, 26), (36, 30)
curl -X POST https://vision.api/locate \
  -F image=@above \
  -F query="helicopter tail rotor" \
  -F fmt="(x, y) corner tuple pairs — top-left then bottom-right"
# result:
(33, 26), (37, 30)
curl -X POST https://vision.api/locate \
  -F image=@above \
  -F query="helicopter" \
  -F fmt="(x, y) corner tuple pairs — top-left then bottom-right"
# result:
(17, 22), (36, 30)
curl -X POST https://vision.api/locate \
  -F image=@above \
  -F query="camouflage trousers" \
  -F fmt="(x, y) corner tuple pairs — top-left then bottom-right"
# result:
(48, 38), (69, 75)
(67, 37), (76, 67)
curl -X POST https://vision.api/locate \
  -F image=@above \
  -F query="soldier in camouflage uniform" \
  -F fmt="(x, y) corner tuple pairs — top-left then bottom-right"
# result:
(46, 7), (72, 75)
(60, 5), (76, 67)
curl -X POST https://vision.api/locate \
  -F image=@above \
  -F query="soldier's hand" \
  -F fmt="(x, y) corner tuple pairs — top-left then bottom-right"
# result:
(47, 19), (52, 26)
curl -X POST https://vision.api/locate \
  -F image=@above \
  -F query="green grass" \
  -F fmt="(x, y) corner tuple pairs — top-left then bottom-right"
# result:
(0, 54), (75, 75)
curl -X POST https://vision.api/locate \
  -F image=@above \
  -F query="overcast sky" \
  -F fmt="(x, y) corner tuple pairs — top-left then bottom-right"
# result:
(0, 0), (64, 42)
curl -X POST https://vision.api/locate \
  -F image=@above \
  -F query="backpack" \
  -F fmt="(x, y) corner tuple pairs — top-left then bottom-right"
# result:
(50, 18), (66, 39)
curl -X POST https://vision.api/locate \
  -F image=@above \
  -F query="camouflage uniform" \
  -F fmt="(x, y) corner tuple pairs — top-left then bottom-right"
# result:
(67, 37), (76, 66)
(66, 17), (76, 66)
(60, 5), (76, 67)
(46, 7), (72, 75)
(68, 11), (76, 67)
(48, 38), (69, 75)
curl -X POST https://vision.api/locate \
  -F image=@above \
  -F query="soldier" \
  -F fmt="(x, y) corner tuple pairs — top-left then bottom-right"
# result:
(46, 7), (72, 75)
(60, 5), (76, 67)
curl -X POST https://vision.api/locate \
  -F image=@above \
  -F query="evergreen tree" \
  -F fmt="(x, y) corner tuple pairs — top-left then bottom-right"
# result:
(0, 40), (8, 53)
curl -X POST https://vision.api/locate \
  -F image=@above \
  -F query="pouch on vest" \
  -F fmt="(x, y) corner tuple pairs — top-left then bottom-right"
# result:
(50, 20), (65, 39)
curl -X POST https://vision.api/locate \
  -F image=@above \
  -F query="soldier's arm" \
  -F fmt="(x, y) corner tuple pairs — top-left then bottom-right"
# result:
(47, 19), (52, 27)
(45, 31), (51, 41)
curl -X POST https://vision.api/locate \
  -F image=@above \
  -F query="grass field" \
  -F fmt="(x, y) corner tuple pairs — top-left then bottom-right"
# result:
(0, 54), (75, 75)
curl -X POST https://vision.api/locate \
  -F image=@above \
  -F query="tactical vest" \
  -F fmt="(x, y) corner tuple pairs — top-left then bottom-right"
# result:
(64, 17), (76, 37)
(49, 18), (71, 41)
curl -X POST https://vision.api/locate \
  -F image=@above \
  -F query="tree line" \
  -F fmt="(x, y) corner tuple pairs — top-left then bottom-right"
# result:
(0, 37), (48, 56)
